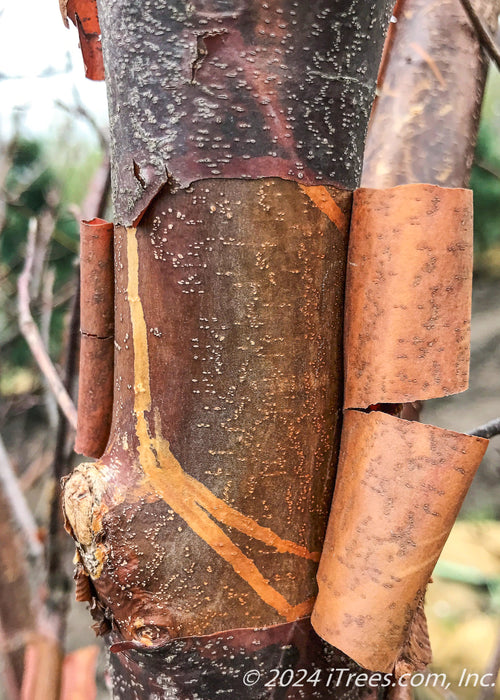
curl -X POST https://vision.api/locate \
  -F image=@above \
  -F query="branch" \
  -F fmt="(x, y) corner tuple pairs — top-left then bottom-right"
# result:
(468, 417), (500, 439)
(477, 622), (500, 700)
(0, 433), (43, 561)
(17, 219), (77, 429)
(55, 97), (109, 152)
(459, 0), (500, 71)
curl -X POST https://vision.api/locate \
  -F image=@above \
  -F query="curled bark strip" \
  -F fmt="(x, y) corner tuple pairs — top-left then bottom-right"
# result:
(344, 184), (473, 408)
(75, 218), (114, 458)
(62, 0), (104, 81)
(79, 218), (114, 338)
(95, 0), (392, 225)
(75, 335), (114, 457)
(311, 410), (488, 674)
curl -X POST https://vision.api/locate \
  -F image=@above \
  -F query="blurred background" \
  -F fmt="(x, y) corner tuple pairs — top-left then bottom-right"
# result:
(0, 1), (499, 698)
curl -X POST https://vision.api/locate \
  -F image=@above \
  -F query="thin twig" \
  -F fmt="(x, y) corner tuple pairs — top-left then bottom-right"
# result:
(475, 161), (500, 181)
(459, 0), (500, 71)
(17, 219), (77, 429)
(55, 97), (109, 152)
(30, 197), (59, 301)
(41, 268), (58, 429)
(0, 433), (43, 561)
(477, 623), (500, 700)
(468, 417), (500, 439)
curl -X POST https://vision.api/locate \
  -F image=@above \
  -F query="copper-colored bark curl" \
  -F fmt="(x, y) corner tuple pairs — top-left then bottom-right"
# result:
(75, 218), (114, 458)
(344, 184), (473, 408)
(75, 335), (114, 458)
(311, 410), (488, 674)
(62, 0), (104, 81)
(79, 218), (114, 339)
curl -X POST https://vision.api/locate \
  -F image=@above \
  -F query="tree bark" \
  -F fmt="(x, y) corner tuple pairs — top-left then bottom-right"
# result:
(63, 1), (393, 697)
(362, 0), (500, 189)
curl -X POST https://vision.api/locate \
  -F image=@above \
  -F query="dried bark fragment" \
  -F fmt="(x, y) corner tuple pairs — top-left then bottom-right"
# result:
(64, 179), (351, 640)
(62, 0), (104, 81)
(95, 0), (393, 225)
(75, 218), (114, 458)
(344, 184), (473, 408)
(311, 409), (488, 674)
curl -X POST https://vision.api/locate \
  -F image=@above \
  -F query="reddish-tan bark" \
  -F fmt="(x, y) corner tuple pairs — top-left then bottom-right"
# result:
(312, 410), (487, 672)
(344, 184), (473, 407)
(75, 218), (114, 458)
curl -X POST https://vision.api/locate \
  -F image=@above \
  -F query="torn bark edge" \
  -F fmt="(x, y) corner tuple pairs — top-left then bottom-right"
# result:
(61, 0), (104, 81)
(75, 218), (114, 458)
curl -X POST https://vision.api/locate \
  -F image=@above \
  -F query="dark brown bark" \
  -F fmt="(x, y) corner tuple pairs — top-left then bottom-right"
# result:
(96, 0), (393, 225)
(63, 1), (393, 696)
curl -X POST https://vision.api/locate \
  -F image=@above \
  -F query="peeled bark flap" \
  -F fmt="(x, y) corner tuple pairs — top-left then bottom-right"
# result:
(95, 0), (393, 225)
(311, 409), (487, 674)
(75, 335), (114, 458)
(65, 0), (104, 80)
(79, 218), (114, 339)
(75, 218), (114, 458)
(344, 184), (473, 408)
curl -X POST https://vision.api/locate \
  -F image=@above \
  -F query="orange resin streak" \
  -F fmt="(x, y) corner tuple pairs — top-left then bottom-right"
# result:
(126, 226), (318, 621)
(299, 185), (347, 230)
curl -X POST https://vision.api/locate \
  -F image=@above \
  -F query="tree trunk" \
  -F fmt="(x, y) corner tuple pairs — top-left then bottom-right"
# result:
(62, 1), (393, 697)
(363, 0), (500, 189)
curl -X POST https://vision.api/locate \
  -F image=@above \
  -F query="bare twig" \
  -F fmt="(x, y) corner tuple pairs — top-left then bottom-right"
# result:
(459, 0), (500, 71)
(17, 219), (77, 429)
(468, 417), (500, 439)
(0, 433), (43, 561)
(475, 161), (500, 181)
(477, 623), (500, 700)
(19, 451), (53, 492)
(41, 268), (58, 428)
(30, 197), (59, 301)
(55, 97), (109, 152)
